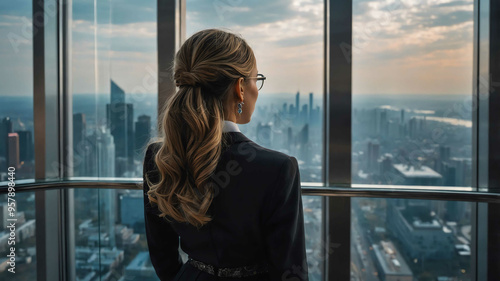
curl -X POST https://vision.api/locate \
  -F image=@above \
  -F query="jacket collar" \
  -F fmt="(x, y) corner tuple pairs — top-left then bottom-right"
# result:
(222, 131), (252, 144)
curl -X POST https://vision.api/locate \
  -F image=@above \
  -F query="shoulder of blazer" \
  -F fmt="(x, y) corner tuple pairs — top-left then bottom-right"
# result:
(145, 132), (294, 168)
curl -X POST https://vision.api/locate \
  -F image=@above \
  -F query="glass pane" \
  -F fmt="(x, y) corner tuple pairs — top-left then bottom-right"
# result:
(74, 188), (164, 280)
(351, 198), (473, 280)
(73, 188), (322, 281)
(72, 0), (158, 178)
(0, 192), (37, 280)
(0, 1), (35, 181)
(352, 0), (474, 188)
(186, 0), (325, 184)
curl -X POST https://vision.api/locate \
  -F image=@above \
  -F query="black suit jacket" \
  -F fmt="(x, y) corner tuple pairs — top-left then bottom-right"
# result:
(143, 131), (309, 281)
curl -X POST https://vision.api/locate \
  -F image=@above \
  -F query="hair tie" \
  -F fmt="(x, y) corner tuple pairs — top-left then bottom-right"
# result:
(176, 71), (199, 87)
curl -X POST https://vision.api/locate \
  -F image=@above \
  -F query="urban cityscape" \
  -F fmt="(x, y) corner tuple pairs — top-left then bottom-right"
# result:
(0, 81), (473, 280)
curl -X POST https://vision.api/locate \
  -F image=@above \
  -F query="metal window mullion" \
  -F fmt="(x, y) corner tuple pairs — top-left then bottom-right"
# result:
(324, 0), (352, 280)
(60, 0), (75, 280)
(157, 0), (185, 133)
(487, 0), (500, 279)
(34, 0), (65, 280)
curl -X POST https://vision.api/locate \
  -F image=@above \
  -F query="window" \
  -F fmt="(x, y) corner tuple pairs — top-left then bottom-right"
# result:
(352, 198), (473, 280)
(0, 1), (35, 181)
(352, 0), (474, 188)
(72, 0), (158, 178)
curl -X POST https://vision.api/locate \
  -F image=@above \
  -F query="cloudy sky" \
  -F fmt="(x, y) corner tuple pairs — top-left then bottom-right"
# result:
(0, 0), (473, 97)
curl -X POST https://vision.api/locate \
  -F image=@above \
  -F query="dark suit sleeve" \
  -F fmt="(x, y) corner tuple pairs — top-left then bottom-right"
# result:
(262, 156), (309, 281)
(143, 143), (183, 281)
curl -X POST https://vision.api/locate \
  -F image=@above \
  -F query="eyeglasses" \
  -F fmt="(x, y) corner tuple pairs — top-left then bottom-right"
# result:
(245, 73), (266, 90)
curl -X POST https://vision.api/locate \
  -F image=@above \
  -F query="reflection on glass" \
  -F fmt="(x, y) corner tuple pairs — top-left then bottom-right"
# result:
(0, 192), (37, 280)
(351, 198), (472, 281)
(352, 0), (474, 187)
(0, 2), (35, 181)
(71, 0), (158, 178)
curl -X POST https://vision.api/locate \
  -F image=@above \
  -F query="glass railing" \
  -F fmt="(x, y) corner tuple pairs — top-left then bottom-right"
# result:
(1, 182), (498, 281)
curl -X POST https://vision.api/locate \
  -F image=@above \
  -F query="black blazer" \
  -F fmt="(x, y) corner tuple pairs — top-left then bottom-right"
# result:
(143, 131), (309, 281)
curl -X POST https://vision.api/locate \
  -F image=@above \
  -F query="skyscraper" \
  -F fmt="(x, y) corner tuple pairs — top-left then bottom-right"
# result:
(8, 132), (20, 168)
(295, 91), (300, 116)
(0, 117), (13, 169)
(17, 130), (33, 162)
(73, 113), (87, 176)
(135, 115), (151, 158)
(309, 92), (313, 123)
(107, 80), (134, 176)
(367, 141), (380, 172)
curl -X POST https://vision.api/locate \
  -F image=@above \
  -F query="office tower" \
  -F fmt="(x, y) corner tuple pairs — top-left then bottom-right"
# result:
(111, 79), (125, 104)
(8, 132), (20, 168)
(256, 122), (272, 148)
(17, 130), (33, 162)
(400, 109), (405, 124)
(309, 92), (313, 121)
(378, 110), (388, 136)
(120, 193), (145, 233)
(0, 203), (8, 229)
(295, 91), (300, 116)
(73, 113), (86, 149)
(442, 162), (456, 186)
(367, 141), (380, 172)
(288, 104), (295, 116)
(439, 145), (451, 162)
(102, 188), (116, 248)
(135, 115), (151, 158)
(73, 113), (87, 176)
(87, 127), (115, 177)
(301, 104), (308, 124)
(287, 127), (293, 150)
(282, 102), (287, 114)
(409, 117), (417, 138)
(0, 117), (13, 169)
(298, 124), (309, 162)
(107, 79), (134, 176)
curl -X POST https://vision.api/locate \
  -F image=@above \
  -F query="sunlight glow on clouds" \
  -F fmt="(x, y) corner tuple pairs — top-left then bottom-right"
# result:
(352, 0), (473, 95)
(0, 0), (475, 97)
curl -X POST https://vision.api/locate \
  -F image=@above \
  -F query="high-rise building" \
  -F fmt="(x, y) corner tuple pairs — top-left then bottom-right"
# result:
(73, 113), (87, 176)
(135, 115), (151, 158)
(0, 117), (13, 169)
(309, 92), (313, 122)
(256, 122), (272, 148)
(367, 141), (380, 172)
(111, 79), (125, 105)
(120, 193), (145, 233)
(87, 126), (115, 177)
(107, 80), (135, 176)
(298, 124), (309, 162)
(8, 132), (20, 168)
(295, 91), (300, 116)
(17, 130), (33, 162)
(301, 104), (308, 124)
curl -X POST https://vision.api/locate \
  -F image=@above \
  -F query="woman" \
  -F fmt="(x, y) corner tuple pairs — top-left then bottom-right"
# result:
(143, 28), (309, 281)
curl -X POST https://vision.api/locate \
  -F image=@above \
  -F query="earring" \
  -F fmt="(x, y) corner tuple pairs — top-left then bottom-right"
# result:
(237, 101), (244, 115)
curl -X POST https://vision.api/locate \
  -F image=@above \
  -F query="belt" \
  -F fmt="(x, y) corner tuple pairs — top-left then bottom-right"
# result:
(187, 257), (269, 278)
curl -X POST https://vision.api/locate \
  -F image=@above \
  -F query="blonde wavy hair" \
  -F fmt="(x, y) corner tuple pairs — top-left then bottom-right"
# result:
(145, 29), (256, 229)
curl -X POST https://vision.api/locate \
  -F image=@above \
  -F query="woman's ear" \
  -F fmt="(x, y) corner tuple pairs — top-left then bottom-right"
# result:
(233, 77), (245, 101)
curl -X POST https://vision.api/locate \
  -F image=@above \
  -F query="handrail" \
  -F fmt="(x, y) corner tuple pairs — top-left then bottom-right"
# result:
(2, 180), (500, 203)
